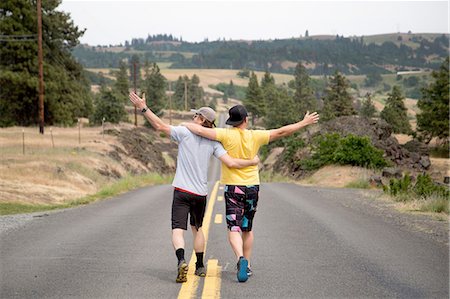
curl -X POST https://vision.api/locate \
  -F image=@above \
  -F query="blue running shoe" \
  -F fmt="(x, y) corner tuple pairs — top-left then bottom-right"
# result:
(237, 257), (248, 282)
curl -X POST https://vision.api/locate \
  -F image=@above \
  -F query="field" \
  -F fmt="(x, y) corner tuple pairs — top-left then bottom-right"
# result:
(0, 121), (174, 210)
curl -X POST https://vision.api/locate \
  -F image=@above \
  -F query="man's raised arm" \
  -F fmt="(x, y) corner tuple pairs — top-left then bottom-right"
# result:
(269, 111), (319, 142)
(182, 122), (217, 141)
(129, 92), (171, 135)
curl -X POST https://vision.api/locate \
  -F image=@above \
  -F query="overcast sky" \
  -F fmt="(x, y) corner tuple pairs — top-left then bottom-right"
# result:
(59, 1), (449, 46)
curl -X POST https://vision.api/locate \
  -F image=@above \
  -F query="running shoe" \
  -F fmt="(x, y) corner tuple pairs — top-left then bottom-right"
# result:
(195, 266), (206, 277)
(247, 266), (253, 277)
(176, 260), (188, 283)
(236, 257), (248, 282)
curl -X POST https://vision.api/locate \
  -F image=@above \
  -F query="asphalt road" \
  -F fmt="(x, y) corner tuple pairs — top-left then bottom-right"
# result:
(1, 114), (448, 298)
(1, 177), (448, 298)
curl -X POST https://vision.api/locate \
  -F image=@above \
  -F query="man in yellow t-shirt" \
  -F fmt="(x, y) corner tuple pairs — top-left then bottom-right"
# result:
(183, 104), (319, 282)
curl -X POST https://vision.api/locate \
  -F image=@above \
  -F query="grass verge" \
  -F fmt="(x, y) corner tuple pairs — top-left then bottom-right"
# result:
(0, 172), (173, 216)
(344, 179), (371, 189)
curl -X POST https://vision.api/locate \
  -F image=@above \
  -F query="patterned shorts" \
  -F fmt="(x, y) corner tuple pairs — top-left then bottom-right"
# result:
(224, 185), (259, 232)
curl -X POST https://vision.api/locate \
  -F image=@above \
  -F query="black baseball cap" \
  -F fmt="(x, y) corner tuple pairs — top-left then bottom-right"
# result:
(225, 105), (248, 126)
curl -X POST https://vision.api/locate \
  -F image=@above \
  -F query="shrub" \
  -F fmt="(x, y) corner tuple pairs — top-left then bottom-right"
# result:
(299, 133), (388, 170)
(333, 135), (388, 168)
(383, 173), (449, 203)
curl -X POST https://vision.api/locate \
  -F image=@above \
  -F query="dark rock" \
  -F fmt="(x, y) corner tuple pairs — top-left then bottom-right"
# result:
(369, 175), (383, 187)
(444, 176), (449, 184)
(419, 156), (431, 169)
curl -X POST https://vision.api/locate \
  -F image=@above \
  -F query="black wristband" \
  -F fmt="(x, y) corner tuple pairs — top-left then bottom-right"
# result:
(141, 107), (148, 113)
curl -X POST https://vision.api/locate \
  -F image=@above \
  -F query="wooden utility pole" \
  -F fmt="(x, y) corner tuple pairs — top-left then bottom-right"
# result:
(133, 61), (137, 126)
(37, 0), (44, 134)
(184, 79), (188, 111)
(168, 82), (172, 125)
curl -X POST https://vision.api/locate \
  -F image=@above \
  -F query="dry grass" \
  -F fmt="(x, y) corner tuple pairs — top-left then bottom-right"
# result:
(0, 125), (127, 205)
(297, 165), (377, 188)
(85, 68), (294, 90)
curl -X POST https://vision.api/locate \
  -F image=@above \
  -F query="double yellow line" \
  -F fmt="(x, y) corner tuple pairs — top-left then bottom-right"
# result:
(178, 181), (222, 299)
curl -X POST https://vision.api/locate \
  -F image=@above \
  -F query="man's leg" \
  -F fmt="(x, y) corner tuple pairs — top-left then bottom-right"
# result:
(242, 231), (254, 263)
(191, 226), (206, 276)
(190, 194), (207, 276)
(172, 228), (185, 251)
(172, 190), (189, 283)
(228, 230), (244, 258)
(225, 185), (248, 282)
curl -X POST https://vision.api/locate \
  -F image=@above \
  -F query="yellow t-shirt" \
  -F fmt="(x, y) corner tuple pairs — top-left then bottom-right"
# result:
(215, 127), (270, 185)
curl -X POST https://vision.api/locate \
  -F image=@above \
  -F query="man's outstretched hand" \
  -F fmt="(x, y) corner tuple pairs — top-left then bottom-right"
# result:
(129, 92), (146, 110)
(302, 111), (320, 126)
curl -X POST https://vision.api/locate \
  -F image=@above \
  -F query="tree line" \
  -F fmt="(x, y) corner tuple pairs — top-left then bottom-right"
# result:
(72, 34), (449, 75)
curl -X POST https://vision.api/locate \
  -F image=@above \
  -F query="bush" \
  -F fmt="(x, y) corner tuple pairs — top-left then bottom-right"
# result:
(383, 173), (449, 203)
(414, 173), (449, 198)
(299, 133), (388, 170)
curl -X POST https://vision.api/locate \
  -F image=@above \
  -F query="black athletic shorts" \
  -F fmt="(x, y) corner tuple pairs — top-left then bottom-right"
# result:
(171, 188), (207, 230)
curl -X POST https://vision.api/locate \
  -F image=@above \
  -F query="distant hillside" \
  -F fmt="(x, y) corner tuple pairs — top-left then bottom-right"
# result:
(72, 33), (449, 75)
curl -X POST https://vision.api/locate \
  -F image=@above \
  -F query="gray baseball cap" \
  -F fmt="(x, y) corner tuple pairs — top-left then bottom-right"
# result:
(190, 107), (216, 124)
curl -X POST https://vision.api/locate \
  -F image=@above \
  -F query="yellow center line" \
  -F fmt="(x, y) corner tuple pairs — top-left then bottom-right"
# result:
(217, 196), (223, 202)
(202, 259), (222, 298)
(214, 214), (223, 224)
(178, 181), (220, 299)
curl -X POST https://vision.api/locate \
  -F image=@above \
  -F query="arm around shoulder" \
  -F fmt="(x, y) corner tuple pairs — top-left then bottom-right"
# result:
(182, 122), (217, 140)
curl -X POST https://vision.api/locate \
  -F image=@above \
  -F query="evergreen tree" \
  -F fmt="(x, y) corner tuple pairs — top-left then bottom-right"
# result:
(228, 80), (236, 97)
(173, 75), (189, 110)
(260, 71), (276, 117)
(416, 57), (449, 144)
(245, 72), (263, 125)
(264, 86), (297, 129)
(261, 71), (275, 89)
(0, 0), (92, 127)
(143, 63), (166, 117)
(189, 74), (205, 109)
(322, 71), (356, 120)
(114, 60), (129, 100)
(293, 62), (317, 116)
(222, 91), (229, 105)
(360, 93), (377, 118)
(90, 87), (127, 125)
(380, 86), (412, 134)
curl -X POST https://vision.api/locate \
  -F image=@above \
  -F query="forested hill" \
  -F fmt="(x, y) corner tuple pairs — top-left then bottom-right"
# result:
(72, 33), (449, 75)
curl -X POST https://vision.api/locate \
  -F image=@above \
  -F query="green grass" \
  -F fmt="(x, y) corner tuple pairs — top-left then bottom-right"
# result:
(419, 198), (449, 214)
(345, 179), (371, 189)
(0, 172), (173, 215)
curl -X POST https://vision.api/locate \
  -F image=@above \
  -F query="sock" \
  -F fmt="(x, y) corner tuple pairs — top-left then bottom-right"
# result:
(175, 248), (185, 263)
(195, 252), (204, 269)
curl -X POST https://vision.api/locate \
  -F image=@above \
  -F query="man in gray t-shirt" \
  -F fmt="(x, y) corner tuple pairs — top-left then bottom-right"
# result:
(129, 92), (258, 283)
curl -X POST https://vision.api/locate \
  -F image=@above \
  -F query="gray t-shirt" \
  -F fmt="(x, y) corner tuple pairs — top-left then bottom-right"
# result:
(170, 126), (227, 195)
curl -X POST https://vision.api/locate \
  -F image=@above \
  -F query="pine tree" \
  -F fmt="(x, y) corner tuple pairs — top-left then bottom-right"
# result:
(261, 71), (275, 89)
(143, 63), (166, 117)
(360, 93), (377, 118)
(264, 86), (297, 129)
(189, 74), (205, 109)
(293, 62), (317, 116)
(380, 86), (412, 134)
(245, 72), (263, 125)
(114, 60), (129, 101)
(173, 76), (189, 110)
(228, 80), (236, 97)
(416, 57), (449, 144)
(0, 0), (92, 127)
(322, 71), (356, 120)
(90, 86), (127, 125)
